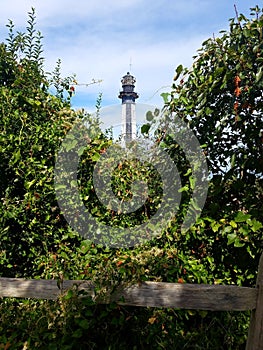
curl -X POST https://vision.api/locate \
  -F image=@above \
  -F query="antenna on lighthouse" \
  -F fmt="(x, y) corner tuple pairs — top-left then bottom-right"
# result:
(129, 57), (132, 73)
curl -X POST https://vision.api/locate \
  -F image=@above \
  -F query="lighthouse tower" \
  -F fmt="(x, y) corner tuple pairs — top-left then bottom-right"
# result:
(118, 72), (139, 145)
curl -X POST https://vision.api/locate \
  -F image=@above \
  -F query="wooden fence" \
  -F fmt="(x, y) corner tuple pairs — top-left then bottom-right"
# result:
(0, 252), (262, 350)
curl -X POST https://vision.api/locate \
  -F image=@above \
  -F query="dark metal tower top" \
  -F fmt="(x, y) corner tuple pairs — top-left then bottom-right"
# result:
(118, 72), (139, 103)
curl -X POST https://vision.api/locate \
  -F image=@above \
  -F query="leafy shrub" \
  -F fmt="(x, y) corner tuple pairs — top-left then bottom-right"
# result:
(0, 6), (262, 350)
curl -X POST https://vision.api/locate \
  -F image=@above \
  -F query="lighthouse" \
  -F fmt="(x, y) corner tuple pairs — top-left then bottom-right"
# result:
(118, 72), (139, 145)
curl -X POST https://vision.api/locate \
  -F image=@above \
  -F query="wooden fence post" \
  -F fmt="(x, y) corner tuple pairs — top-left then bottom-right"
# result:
(246, 252), (263, 350)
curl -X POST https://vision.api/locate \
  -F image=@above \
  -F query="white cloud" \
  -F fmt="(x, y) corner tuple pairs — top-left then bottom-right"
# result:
(46, 32), (205, 109)
(0, 0), (254, 112)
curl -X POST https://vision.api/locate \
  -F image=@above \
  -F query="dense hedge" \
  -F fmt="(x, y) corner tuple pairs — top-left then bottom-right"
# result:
(0, 7), (262, 350)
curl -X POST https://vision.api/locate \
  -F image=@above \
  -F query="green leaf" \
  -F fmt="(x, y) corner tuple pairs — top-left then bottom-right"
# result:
(141, 123), (151, 134)
(154, 108), (160, 117)
(64, 139), (78, 152)
(211, 222), (221, 232)
(234, 238), (245, 248)
(256, 66), (263, 82)
(189, 175), (196, 189)
(223, 226), (232, 234)
(72, 328), (83, 338)
(12, 149), (21, 164)
(178, 185), (189, 192)
(26, 179), (36, 189)
(64, 289), (73, 299)
(146, 110), (154, 121)
(235, 212), (251, 223)
(55, 184), (66, 190)
(160, 92), (170, 104)
(70, 180), (78, 188)
(227, 233), (237, 245)
(184, 168), (192, 176)
(230, 154), (235, 168)
(78, 319), (90, 329)
(230, 220), (237, 228)
(78, 145), (87, 156)
(248, 219), (263, 232)
(174, 64), (183, 81)
(91, 152), (100, 162)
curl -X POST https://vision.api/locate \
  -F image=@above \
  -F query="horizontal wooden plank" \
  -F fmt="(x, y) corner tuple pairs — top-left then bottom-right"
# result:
(111, 282), (257, 311)
(0, 278), (257, 311)
(0, 278), (94, 300)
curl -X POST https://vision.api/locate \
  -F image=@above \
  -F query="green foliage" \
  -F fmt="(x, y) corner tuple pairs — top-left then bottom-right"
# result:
(0, 8), (82, 277)
(0, 296), (250, 349)
(165, 7), (263, 182)
(149, 5), (263, 263)
(0, 6), (262, 350)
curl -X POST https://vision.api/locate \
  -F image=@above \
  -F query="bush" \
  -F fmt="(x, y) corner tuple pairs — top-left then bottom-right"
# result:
(0, 6), (262, 350)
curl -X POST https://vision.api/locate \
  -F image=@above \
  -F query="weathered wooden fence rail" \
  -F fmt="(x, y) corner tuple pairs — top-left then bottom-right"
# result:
(0, 253), (262, 350)
(0, 278), (258, 310)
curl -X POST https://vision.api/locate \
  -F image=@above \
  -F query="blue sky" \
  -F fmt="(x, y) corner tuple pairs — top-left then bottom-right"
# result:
(0, 0), (257, 117)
